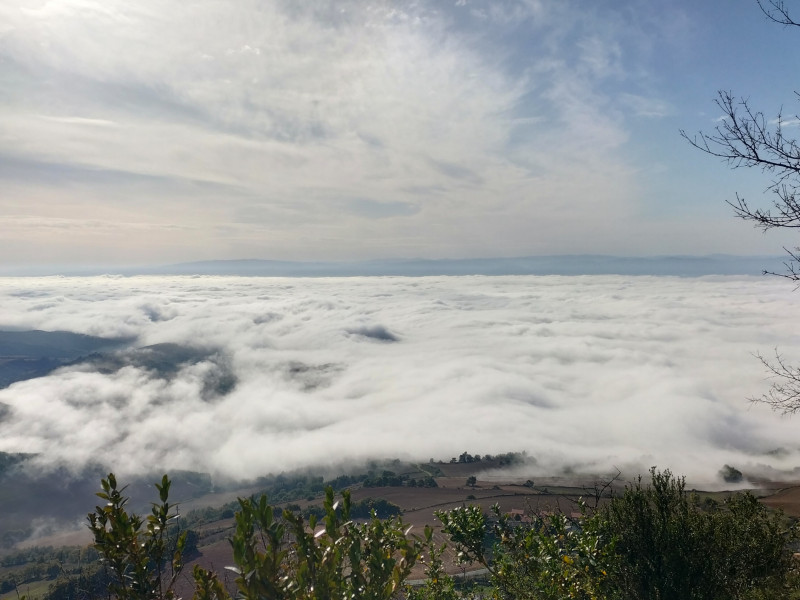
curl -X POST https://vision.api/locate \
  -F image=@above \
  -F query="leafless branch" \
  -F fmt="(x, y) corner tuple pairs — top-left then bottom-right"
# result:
(583, 467), (622, 510)
(751, 349), (800, 413)
(684, 5), (800, 415)
(760, 246), (800, 283)
(756, 0), (800, 26)
(680, 92), (800, 209)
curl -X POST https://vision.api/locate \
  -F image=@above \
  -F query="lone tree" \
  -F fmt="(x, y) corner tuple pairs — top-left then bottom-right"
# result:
(682, 0), (800, 413)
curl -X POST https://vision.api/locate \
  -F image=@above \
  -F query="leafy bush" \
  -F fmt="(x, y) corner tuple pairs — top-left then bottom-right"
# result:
(406, 526), (460, 600)
(87, 473), (187, 600)
(439, 502), (614, 600)
(83, 474), (420, 600)
(438, 468), (797, 600)
(197, 486), (419, 600)
(598, 468), (795, 600)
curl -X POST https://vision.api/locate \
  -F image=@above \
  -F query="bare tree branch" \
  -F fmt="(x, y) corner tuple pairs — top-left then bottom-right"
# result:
(680, 90), (800, 279)
(751, 350), (800, 413)
(679, 92), (800, 204)
(756, 0), (800, 26)
(683, 4), (800, 414)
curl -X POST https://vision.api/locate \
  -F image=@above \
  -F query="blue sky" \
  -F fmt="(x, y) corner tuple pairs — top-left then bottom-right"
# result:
(1, 0), (799, 267)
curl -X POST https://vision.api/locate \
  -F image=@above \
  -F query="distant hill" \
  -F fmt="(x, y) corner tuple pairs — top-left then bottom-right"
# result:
(0, 330), (132, 390)
(0, 255), (788, 277)
(0, 330), (128, 359)
(47, 254), (790, 277)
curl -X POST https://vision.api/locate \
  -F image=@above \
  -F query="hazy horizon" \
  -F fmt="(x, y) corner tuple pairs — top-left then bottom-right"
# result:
(0, 253), (788, 278)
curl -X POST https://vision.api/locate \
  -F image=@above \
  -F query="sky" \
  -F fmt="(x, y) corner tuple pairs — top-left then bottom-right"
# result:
(1, 275), (799, 485)
(1, 0), (800, 268)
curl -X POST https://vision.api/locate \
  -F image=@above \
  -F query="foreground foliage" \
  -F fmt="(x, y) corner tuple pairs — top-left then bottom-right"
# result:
(34, 468), (800, 600)
(600, 468), (794, 600)
(83, 474), (419, 600)
(87, 474), (186, 600)
(439, 502), (614, 600)
(440, 468), (796, 600)
(216, 488), (418, 600)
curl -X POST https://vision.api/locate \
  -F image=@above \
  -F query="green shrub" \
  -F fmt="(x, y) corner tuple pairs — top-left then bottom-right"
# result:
(84, 474), (420, 600)
(406, 526), (459, 600)
(87, 474), (186, 600)
(598, 468), (795, 600)
(438, 502), (614, 600)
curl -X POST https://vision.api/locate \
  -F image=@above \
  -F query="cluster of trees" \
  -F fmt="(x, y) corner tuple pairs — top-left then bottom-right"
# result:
(0, 563), (60, 593)
(178, 469), (416, 530)
(0, 545), (101, 593)
(0, 545), (99, 568)
(300, 497), (402, 521)
(180, 467), (441, 527)
(451, 452), (482, 464)
(446, 451), (524, 466)
(38, 468), (798, 600)
(249, 473), (328, 504)
(362, 470), (437, 489)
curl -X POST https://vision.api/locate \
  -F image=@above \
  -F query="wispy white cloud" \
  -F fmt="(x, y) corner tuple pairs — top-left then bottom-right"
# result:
(0, 0), (705, 265)
(619, 93), (672, 118)
(36, 115), (118, 127)
(769, 117), (800, 128)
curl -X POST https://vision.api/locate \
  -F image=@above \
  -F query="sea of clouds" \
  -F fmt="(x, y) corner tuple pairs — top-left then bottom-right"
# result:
(0, 274), (799, 485)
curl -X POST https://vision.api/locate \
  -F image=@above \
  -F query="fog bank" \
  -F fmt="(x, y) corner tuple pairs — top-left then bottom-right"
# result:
(0, 275), (798, 484)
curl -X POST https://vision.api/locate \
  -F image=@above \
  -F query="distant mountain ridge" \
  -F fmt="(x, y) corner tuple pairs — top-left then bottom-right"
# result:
(143, 254), (786, 277)
(0, 254), (789, 277)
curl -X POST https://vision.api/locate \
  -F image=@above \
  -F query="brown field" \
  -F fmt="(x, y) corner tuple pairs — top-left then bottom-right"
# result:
(758, 484), (800, 517)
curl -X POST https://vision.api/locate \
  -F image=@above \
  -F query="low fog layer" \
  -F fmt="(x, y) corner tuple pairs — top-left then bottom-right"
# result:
(0, 275), (798, 484)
